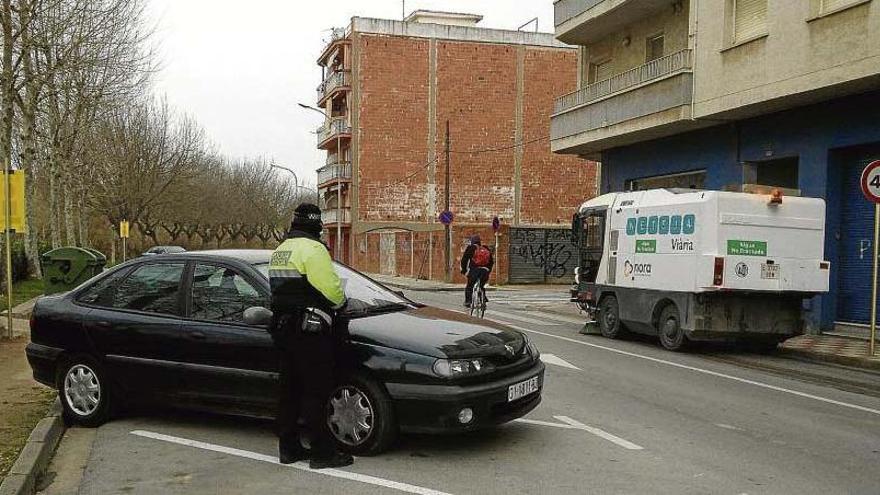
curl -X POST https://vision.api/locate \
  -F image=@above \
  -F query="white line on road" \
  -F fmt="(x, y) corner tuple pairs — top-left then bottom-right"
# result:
(529, 311), (587, 325)
(506, 325), (880, 417)
(130, 430), (453, 495)
(541, 353), (581, 370)
(512, 417), (644, 450)
(554, 416), (644, 451)
(485, 310), (559, 326)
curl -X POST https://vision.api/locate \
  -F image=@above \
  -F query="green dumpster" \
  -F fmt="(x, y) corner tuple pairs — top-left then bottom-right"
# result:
(41, 247), (107, 295)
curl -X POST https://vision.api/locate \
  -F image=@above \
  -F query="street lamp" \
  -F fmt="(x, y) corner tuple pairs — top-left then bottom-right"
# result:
(269, 163), (299, 192)
(297, 101), (344, 262)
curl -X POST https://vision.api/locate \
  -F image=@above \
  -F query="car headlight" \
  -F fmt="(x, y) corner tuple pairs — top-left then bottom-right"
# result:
(433, 358), (495, 378)
(524, 334), (540, 360)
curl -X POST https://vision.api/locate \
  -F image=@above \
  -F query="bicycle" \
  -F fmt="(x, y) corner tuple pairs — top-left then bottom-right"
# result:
(468, 269), (489, 319)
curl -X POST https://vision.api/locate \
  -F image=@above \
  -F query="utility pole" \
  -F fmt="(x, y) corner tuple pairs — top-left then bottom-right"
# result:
(3, 161), (12, 339)
(445, 120), (451, 282)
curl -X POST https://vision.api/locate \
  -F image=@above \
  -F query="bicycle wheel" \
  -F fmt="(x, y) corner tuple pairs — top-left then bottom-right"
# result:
(475, 286), (486, 318)
(469, 284), (480, 317)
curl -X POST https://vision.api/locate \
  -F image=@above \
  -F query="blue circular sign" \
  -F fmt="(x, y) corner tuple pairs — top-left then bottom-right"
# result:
(439, 210), (454, 225)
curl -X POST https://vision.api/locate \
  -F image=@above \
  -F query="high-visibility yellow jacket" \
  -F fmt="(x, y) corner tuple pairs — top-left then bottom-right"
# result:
(269, 236), (346, 314)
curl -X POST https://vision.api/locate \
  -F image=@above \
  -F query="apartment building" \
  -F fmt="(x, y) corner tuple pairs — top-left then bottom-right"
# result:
(550, 0), (880, 331)
(314, 11), (598, 283)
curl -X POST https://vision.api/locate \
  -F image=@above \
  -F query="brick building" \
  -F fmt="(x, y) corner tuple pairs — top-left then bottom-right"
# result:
(314, 11), (597, 283)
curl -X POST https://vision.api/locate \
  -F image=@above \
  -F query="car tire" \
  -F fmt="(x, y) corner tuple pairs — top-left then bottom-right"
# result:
(327, 374), (397, 456)
(657, 304), (687, 352)
(598, 296), (625, 339)
(57, 355), (111, 427)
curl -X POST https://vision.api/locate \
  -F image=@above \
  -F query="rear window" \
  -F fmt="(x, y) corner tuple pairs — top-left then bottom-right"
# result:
(79, 263), (185, 316)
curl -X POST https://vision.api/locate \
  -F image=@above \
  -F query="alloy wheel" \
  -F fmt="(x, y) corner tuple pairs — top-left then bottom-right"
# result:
(328, 386), (375, 446)
(64, 364), (101, 417)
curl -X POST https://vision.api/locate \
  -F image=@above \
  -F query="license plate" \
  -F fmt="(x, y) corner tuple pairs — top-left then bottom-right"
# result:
(761, 264), (779, 280)
(508, 376), (540, 402)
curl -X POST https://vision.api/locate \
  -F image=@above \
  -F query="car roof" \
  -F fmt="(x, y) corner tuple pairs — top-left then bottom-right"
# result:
(172, 249), (273, 265)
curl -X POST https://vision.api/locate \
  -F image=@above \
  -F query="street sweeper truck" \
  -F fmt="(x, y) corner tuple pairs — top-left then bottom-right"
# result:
(570, 188), (830, 351)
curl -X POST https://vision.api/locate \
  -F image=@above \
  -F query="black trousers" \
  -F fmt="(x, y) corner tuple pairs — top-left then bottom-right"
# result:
(465, 268), (490, 304)
(277, 329), (337, 458)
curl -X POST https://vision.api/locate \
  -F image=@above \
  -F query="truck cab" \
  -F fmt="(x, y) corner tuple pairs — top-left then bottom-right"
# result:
(571, 188), (830, 351)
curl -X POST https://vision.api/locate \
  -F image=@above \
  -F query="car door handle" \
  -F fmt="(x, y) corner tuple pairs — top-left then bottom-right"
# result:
(189, 331), (206, 340)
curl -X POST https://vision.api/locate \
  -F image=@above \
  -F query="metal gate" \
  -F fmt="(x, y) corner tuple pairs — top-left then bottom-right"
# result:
(508, 228), (577, 284)
(837, 149), (880, 324)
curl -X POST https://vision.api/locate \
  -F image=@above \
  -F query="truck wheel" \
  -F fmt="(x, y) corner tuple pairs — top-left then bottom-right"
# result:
(657, 305), (687, 352)
(599, 296), (625, 339)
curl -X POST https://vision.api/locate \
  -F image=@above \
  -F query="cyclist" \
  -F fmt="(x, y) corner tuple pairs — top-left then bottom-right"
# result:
(461, 235), (494, 307)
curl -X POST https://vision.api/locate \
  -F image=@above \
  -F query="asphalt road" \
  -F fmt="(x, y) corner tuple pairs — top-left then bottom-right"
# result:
(38, 288), (880, 495)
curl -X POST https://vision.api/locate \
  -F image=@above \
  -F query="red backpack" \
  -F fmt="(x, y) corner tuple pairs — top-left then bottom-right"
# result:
(471, 245), (491, 267)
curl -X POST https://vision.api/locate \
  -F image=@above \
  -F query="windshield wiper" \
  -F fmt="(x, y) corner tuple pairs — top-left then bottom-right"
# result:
(342, 301), (409, 317)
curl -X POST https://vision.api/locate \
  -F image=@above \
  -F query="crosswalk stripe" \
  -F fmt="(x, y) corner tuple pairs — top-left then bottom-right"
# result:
(541, 353), (581, 370)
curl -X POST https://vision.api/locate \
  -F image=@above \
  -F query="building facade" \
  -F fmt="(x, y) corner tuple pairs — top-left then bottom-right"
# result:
(314, 11), (598, 284)
(550, 0), (880, 332)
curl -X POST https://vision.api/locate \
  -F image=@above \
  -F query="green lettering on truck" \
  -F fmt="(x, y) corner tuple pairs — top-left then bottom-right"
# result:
(727, 240), (767, 256)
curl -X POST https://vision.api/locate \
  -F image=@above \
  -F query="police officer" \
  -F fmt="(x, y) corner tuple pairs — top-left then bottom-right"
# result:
(269, 203), (353, 469)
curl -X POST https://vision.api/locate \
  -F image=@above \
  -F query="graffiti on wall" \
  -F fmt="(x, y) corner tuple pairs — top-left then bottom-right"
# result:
(509, 228), (576, 282)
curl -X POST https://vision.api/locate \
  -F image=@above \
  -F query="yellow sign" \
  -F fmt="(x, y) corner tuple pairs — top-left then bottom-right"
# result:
(120, 220), (130, 238)
(0, 170), (27, 233)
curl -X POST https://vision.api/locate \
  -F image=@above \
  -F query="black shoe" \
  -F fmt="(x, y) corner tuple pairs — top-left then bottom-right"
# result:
(279, 445), (309, 465)
(309, 451), (354, 470)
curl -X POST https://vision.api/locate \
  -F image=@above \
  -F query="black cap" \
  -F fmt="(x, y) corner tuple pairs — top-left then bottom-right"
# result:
(291, 203), (323, 236)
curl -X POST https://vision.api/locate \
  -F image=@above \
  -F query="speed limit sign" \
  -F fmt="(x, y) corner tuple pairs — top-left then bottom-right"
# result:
(862, 160), (880, 204)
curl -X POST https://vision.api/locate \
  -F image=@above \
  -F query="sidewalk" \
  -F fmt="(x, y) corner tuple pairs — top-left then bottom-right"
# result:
(0, 296), (55, 485)
(367, 273), (569, 293)
(781, 334), (880, 371)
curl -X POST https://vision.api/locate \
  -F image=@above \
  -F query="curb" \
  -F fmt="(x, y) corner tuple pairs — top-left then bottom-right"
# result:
(779, 348), (880, 372)
(0, 399), (65, 495)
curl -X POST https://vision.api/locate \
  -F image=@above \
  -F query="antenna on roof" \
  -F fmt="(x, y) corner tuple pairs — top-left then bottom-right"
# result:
(518, 17), (539, 32)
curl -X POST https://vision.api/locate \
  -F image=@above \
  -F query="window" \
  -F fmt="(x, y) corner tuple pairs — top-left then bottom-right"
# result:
(112, 263), (185, 315)
(626, 170), (707, 191)
(646, 34), (665, 62)
(191, 264), (266, 323)
(745, 157), (799, 190)
(732, 0), (767, 43)
(77, 268), (132, 307)
(819, 0), (862, 13)
(588, 59), (614, 84)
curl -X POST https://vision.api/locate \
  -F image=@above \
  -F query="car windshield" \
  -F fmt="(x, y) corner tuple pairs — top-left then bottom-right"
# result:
(254, 262), (410, 313)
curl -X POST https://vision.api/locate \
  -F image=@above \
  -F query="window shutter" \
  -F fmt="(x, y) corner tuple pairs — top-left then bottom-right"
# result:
(821, 0), (853, 12)
(734, 0), (767, 42)
(596, 61), (614, 81)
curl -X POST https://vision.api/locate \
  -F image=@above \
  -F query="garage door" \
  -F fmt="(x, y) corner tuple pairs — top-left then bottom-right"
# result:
(837, 150), (880, 324)
(508, 228), (577, 284)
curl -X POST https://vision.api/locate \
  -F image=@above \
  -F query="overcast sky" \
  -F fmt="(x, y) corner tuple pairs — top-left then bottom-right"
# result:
(147, 0), (556, 187)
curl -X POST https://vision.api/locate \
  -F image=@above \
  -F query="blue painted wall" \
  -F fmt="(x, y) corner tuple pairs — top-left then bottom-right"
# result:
(601, 90), (880, 331)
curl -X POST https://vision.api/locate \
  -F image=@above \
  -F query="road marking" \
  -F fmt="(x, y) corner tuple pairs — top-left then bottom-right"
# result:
(555, 416), (644, 451)
(530, 311), (586, 325)
(513, 416), (643, 451)
(505, 325), (880, 417)
(541, 353), (581, 370)
(485, 310), (558, 326)
(130, 430), (453, 495)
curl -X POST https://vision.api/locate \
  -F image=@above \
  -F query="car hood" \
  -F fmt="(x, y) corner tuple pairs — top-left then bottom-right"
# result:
(347, 306), (526, 359)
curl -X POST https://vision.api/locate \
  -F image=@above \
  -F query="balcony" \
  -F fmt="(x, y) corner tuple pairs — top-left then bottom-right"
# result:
(317, 162), (352, 186)
(554, 0), (675, 45)
(551, 49), (707, 156)
(316, 118), (352, 149)
(317, 70), (351, 105)
(318, 27), (349, 66)
(322, 207), (351, 225)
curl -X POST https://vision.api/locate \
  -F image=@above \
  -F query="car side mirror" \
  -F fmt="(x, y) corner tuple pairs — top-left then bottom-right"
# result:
(243, 306), (273, 327)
